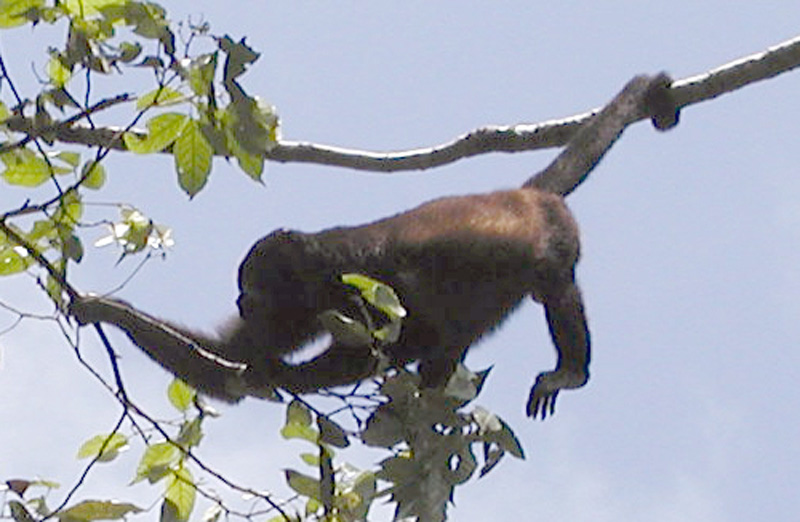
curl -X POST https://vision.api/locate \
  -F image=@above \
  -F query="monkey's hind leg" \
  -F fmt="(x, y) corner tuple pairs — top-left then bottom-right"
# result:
(527, 282), (591, 419)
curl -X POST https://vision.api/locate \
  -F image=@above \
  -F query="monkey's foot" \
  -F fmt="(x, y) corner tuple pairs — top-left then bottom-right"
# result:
(526, 368), (588, 420)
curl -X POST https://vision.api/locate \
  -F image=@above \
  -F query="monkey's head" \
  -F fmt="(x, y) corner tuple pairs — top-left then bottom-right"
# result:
(239, 230), (320, 315)
(235, 229), (355, 356)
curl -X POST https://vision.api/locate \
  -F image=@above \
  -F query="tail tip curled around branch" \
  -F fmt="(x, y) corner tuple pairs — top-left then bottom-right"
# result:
(645, 72), (681, 131)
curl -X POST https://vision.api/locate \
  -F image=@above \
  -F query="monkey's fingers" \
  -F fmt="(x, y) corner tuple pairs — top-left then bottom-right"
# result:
(526, 385), (559, 420)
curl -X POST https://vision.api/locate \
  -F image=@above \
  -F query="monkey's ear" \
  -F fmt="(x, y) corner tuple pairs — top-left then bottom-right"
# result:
(645, 73), (680, 131)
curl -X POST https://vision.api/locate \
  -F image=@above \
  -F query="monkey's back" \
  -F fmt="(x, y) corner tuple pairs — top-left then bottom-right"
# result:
(327, 188), (582, 374)
(236, 187), (583, 386)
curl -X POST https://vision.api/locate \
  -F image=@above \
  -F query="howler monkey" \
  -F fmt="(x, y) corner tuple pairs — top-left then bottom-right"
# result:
(71, 74), (678, 419)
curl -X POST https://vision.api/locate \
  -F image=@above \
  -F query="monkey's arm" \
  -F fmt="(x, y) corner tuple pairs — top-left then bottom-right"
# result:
(527, 282), (591, 419)
(263, 344), (380, 394)
(70, 295), (253, 402)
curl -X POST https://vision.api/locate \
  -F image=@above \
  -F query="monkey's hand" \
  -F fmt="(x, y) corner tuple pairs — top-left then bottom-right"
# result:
(526, 367), (588, 420)
(69, 295), (129, 326)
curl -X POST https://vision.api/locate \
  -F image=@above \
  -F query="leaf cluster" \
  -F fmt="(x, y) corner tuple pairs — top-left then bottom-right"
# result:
(0, 0), (283, 310)
(280, 400), (377, 522)
(364, 368), (524, 522)
(4, 379), (204, 522)
(272, 364), (525, 522)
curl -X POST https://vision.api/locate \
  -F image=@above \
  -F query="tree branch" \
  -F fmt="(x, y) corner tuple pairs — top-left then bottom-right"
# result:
(5, 35), (799, 173)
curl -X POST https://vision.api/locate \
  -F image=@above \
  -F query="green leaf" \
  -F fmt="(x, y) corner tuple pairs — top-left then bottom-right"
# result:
(305, 498), (322, 517)
(167, 379), (196, 412)
(118, 1), (169, 40)
(280, 423), (319, 444)
(223, 96), (279, 157)
(76, 433), (129, 462)
(476, 412), (525, 460)
(339, 470), (377, 520)
(123, 113), (188, 154)
(0, 0), (45, 28)
(493, 418), (525, 460)
(233, 146), (264, 181)
(136, 87), (184, 110)
(29, 478), (60, 490)
(448, 442), (478, 485)
(372, 284), (407, 319)
(443, 365), (480, 403)
(133, 442), (181, 484)
(64, 0), (125, 16)
(218, 35), (260, 83)
(173, 119), (213, 197)
(160, 499), (180, 522)
(0, 101), (10, 123)
(376, 454), (416, 484)
(318, 416), (349, 448)
(164, 467), (196, 522)
(8, 500), (35, 522)
(341, 273), (407, 319)
(300, 452), (319, 466)
(374, 320), (402, 344)
(0, 247), (29, 275)
(284, 469), (321, 501)
(47, 55), (71, 88)
(282, 400), (319, 442)
(54, 151), (81, 168)
(176, 417), (203, 449)
(2, 153), (51, 187)
(80, 160), (106, 189)
(53, 191), (83, 226)
(362, 404), (405, 449)
(185, 53), (217, 98)
(221, 103), (267, 181)
(285, 400), (312, 427)
(479, 445), (504, 478)
(27, 219), (56, 241)
(117, 41), (142, 63)
(57, 500), (142, 521)
(319, 446), (334, 513)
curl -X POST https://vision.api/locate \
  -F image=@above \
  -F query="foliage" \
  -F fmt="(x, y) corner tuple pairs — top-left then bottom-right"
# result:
(272, 274), (524, 521)
(0, 0), (280, 309)
(275, 366), (524, 522)
(0, 2), (526, 521)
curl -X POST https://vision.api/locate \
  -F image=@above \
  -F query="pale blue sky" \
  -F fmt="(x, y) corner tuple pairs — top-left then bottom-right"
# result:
(1, 2), (800, 521)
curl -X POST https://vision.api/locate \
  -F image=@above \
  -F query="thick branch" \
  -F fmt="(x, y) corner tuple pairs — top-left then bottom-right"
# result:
(5, 36), (799, 172)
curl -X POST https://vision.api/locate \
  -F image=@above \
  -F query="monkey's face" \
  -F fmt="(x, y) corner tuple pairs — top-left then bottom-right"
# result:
(239, 230), (310, 313)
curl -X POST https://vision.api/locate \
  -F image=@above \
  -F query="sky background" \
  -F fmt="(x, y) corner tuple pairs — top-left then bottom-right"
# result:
(1, 2), (800, 521)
